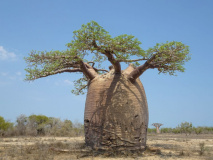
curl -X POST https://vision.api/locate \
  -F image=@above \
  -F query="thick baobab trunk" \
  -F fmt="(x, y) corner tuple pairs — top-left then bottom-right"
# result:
(155, 126), (161, 134)
(152, 123), (163, 134)
(84, 66), (149, 150)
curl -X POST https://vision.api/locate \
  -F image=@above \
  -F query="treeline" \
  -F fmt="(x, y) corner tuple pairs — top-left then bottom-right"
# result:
(0, 115), (84, 137)
(148, 122), (213, 135)
(1, 117), (213, 137)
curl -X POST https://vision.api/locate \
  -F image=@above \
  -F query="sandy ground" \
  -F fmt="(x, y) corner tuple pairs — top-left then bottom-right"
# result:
(0, 134), (213, 160)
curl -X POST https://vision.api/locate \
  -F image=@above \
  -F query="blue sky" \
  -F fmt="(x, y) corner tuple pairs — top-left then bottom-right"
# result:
(0, 0), (213, 128)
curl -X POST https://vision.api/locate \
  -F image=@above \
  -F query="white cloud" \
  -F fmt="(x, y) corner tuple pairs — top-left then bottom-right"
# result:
(0, 46), (16, 60)
(64, 79), (73, 85)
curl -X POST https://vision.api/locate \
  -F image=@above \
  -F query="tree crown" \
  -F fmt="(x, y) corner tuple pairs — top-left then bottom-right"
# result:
(25, 21), (190, 95)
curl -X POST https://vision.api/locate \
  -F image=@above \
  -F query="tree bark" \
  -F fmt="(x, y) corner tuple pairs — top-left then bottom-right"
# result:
(79, 61), (97, 80)
(84, 65), (148, 150)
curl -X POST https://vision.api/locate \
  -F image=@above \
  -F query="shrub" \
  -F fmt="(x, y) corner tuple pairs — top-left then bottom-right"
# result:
(0, 116), (13, 136)
(147, 128), (156, 134)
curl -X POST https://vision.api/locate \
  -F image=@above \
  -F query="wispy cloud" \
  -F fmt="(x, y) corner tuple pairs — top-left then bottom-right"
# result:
(64, 79), (73, 85)
(0, 71), (22, 81)
(0, 46), (16, 60)
(54, 79), (74, 86)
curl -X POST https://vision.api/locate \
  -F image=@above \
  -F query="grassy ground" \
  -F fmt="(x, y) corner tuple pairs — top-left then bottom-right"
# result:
(0, 134), (212, 160)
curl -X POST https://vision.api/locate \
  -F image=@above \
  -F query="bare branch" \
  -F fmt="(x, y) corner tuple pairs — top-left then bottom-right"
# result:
(79, 61), (97, 80)
(94, 68), (109, 72)
(87, 61), (95, 67)
(56, 68), (82, 73)
(85, 62), (108, 73)
(128, 53), (158, 82)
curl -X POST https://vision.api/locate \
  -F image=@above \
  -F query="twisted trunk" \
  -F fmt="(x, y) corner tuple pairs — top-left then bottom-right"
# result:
(84, 65), (148, 150)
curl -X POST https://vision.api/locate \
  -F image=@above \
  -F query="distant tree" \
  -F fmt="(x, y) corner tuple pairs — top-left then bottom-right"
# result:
(152, 123), (163, 133)
(16, 114), (27, 135)
(193, 127), (202, 135)
(179, 122), (193, 136)
(63, 119), (73, 128)
(59, 119), (73, 136)
(160, 128), (173, 133)
(0, 116), (13, 136)
(28, 114), (49, 135)
(25, 21), (190, 150)
(46, 117), (61, 128)
(73, 120), (84, 136)
(172, 128), (181, 134)
(45, 117), (62, 136)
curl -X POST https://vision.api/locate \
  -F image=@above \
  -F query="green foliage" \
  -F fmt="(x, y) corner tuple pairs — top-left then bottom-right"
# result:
(149, 123), (213, 135)
(28, 114), (49, 135)
(24, 21), (191, 95)
(24, 50), (81, 81)
(71, 76), (87, 95)
(146, 41), (190, 75)
(66, 21), (145, 64)
(160, 127), (173, 133)
(147, 128), (156, 133)
(0, 116), (13, 131)
(179, 122), (193, 135)
(28, 114), (49, 125)
(194, 127), (202, 135)
(172, 128), (181, 134)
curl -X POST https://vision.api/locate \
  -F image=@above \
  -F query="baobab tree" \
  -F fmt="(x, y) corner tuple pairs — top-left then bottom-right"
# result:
(152, 123), (163, 134)
(25, 21), (190, 151)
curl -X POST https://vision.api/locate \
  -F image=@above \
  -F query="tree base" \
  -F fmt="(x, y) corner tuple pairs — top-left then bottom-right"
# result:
(87, 145), (146, 158)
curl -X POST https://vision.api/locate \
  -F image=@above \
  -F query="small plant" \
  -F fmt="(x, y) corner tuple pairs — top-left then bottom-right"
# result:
(199, 142), (206, 156)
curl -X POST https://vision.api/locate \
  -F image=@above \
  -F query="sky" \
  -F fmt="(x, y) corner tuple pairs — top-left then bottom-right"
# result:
(0, 0), (213, 128)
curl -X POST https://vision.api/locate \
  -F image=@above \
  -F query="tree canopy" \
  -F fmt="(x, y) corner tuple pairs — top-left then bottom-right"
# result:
(25, 21), (190, 95)
(0, 116), (13, 131)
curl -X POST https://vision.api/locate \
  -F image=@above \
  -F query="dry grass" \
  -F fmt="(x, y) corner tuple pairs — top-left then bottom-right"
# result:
(0, 134), (212, 160)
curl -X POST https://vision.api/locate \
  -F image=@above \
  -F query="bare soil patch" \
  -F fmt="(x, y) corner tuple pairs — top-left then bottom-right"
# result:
(0, 134), (212, 159)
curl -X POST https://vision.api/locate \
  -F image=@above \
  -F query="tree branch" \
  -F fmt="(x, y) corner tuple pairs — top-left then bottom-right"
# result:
(29, 68), (82, 80)
(78, 84), (88, 93)
(128, 54), (158, 82)
(79, 61), (97, 80)
(117, 58), (148, 62)
(92, 40), (121, 73)
(93, 68), (109, 72)
(86, 62), (109, 72)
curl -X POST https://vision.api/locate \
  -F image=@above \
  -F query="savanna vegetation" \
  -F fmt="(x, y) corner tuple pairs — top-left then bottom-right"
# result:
(1, 116), (213, 160)
(1, 115), (212, 138)
(1, 116), (213, 159)
(148, 122), (213, 135)
(0, 115), (84, 137)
